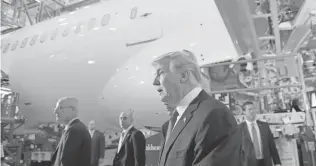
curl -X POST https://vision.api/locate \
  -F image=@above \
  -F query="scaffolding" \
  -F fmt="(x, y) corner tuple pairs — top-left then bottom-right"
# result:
(1, 87), (25, 166)
(1, 0), (104, 34)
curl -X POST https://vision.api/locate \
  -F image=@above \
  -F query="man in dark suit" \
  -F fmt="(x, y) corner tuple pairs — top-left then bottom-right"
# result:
(240, 101), (281, 166)
(152, 50), (241, 166)
(51, 96), (91, 166)
(112, 111), (146, 166)
(88, 120), (105, 166)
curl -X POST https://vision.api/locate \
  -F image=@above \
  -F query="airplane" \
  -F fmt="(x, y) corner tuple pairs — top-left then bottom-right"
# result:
(1, 0), (247, 135)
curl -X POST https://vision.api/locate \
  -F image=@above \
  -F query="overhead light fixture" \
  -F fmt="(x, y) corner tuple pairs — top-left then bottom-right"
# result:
(59, 23), (68, 26)
(88, 60), (95, 64)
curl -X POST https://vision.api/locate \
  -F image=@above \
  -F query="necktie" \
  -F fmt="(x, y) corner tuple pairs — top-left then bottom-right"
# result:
(54, 130), (66, 166)
(165, 110), (179, 143)
(251, 123), (262, 159)
(118, 131), (125, 152)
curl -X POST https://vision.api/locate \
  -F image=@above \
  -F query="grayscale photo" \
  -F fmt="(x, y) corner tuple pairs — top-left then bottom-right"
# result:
(1, 0), (316, 166)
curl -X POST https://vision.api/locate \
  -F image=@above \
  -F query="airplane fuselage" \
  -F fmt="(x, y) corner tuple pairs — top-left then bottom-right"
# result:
(1, 0), (239, 132)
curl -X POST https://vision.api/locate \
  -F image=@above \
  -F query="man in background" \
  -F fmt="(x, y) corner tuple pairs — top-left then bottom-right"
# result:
(51, 96), (91, 166)
(240, 101), (281, 166)
(88, 120), (105, 166)
(112, 111), (146, 166)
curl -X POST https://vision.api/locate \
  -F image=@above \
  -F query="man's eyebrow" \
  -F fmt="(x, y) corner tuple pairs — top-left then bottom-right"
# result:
(158, 68), (165, 74)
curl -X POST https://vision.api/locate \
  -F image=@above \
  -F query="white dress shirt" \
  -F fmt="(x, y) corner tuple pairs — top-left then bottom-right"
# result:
(89, 129), (95, 138)
(117, 125), (133, 152)
(245, 119), (263, 159)
(64, 117), (79, 131)
(174, 87), (202, 128)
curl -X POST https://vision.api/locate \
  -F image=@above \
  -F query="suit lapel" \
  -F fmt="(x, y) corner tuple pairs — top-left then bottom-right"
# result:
(163, 99), (200, 157)
(56, 129), (66, 151)
(55, 120), (79, 154)
(257, 121), (265, 146)
(159, 138), (165, 161)
(159, 90), (207, 165)
(242, 122), (251, 139)
(118, 127), (134, 153)
(92, 131), (97, 139)
(51, 129), (66, 162)
(159, 122), (169, 161)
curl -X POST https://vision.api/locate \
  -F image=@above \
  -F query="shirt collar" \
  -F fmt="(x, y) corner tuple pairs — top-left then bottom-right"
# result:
(245, 119), (257, 126)
(122, 125), (133, 134)
(176, 87), (202, 117)
(65, 117), (79, 131)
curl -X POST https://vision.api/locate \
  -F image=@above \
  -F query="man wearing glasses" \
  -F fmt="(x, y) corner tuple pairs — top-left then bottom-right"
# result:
(50, 96), (91, 166)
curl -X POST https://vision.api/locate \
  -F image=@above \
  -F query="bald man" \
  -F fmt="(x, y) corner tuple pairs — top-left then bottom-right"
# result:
(51, 97), (91, 166)
(113, 111), (146, 166)
(88, 120), (105, 166)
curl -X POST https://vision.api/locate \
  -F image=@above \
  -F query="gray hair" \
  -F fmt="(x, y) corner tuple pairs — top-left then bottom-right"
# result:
(152, 50), (202, 85)
(57, 96), (79, 111)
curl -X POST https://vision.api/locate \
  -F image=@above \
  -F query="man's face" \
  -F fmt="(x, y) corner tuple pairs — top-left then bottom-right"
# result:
(88, 121), (96, 130)
(244, 104), (257, 121)
(119, 113), (132, 129)
(54, 102), (73, 124)
(153, 63), (182, 106)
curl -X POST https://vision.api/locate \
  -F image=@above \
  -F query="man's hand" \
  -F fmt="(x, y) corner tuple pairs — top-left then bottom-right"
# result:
(99, 158), (104, 165)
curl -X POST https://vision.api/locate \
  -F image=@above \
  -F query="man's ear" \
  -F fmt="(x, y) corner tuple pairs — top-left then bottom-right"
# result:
(180, 70), (189, 83)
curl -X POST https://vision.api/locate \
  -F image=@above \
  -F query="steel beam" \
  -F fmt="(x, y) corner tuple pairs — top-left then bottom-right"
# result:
(36, 1), (44, 22)
(22, 0), (34, 25)
(17, 1), (38, 10)
(44, 6), (51, 18)
(238, 0), (262, 57)
(51, 0), (65, 8)
(282, 24), (311, 54)
(60, 0), (99, 12)
(293, 0), (316, 28)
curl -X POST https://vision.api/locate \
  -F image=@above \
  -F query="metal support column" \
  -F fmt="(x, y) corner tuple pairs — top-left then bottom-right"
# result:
(22, 0), (33, 25)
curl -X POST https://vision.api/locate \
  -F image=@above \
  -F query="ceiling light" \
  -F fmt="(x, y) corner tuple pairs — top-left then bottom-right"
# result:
(88, 60), (95, 64)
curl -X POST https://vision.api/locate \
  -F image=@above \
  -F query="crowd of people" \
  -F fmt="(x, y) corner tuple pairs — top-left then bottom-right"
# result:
(50, 50), (282, 166)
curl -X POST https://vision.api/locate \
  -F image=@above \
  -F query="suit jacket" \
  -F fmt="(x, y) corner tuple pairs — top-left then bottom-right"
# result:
(196, 121), (258, 166)
(241, 120), (281, 166)
(90, 130), (105, 165)
(238, 123), (258, 166)
(158, 90), (239, 166)
(112, 127), (146, 166)
(50, 119), (91, 166)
